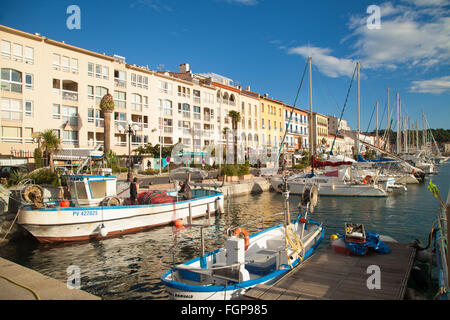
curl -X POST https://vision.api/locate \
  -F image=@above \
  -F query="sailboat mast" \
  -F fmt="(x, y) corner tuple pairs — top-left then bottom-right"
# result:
(308, 56), (314, 157)
(356, 62), (360, 157)
(396, 92), (400, 154)
(386, 87), (390, 152)
(416, 119), (419, 151)
(376, 101), (379, 148)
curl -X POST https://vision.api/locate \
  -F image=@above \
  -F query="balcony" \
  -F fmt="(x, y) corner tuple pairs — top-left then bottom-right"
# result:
(62, 89), (78, 101)
(114, 78), (126, 88)
(193, 96), (201, 104)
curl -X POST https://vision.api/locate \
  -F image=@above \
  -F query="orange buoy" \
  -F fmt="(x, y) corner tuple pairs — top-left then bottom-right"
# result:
(60, 200), (70, 207)
(233, 228), (250, 251)
(174, 219), (185, 229)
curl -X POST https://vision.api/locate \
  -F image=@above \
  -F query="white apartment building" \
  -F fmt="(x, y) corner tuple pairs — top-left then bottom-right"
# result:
(0, 25), (224, 160)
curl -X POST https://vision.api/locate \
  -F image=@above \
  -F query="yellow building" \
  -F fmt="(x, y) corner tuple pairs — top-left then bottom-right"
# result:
(260, 94), (284, 149)
(312, 112), (328, 152)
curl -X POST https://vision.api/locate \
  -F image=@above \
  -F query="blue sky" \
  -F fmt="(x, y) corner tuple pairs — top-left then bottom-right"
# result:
(2, 0), (449, 130)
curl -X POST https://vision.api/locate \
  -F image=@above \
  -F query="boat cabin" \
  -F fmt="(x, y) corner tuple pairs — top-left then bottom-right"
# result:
(64, 175), (117, 206)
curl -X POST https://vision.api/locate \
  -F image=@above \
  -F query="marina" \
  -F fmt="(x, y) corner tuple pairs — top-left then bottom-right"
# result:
(0, 162), (448, 300)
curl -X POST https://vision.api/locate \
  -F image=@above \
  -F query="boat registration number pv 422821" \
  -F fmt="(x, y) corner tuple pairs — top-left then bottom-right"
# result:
(72, 210), (99, 216)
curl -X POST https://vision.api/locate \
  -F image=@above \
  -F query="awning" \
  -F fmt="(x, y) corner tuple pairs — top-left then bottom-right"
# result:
(54, 148), (103, 160)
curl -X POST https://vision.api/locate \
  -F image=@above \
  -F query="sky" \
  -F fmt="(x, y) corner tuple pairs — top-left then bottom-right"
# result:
(1, 0), (449, 130)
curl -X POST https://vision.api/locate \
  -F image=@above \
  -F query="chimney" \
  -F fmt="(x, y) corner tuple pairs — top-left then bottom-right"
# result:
(179, 63), (190, 73)
(246, 85), (251, 91)
(264, 93), (269, 98)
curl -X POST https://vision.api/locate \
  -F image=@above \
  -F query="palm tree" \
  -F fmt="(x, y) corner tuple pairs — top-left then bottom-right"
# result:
(228, 111), (241, 164)
(99, 93), (115, 156)
(39, 129), (61, 172)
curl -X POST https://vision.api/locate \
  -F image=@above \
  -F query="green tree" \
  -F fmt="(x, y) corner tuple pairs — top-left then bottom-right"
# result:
(38, 129), (61, 172)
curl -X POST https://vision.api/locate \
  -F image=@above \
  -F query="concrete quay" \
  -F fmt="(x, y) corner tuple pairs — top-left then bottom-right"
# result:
(0, 257), (100, 300)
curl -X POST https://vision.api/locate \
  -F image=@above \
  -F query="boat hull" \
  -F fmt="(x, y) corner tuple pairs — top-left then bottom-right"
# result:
(18, 192), (224, 243)
(270, 177), (387, 197)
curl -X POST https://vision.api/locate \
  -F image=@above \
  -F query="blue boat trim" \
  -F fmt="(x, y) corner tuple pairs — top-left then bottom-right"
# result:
(23, 192), (223, 212)
(161, 222), (324, 293)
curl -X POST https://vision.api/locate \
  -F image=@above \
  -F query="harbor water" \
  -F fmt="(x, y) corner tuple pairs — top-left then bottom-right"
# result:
(1, 163), (449, 300)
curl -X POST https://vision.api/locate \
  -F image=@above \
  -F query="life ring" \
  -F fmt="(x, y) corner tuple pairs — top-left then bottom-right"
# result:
(364, 175), (373, 184)
(233, 228), (250, 251)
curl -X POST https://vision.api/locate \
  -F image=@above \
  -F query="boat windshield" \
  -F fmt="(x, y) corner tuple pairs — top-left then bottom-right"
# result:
(69, 181), (88, 200)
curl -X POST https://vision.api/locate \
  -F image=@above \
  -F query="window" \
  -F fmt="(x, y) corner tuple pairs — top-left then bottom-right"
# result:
(143, 95), (148, 109)
(24, 47), (34, 64)
(177, 86), (190, 98)
(131, 93), (142, 111)
(87, 85), (94, 99)
(88, 108), (94, 122)
(71, 58), (78, 73)
(25, 101), (33, 116)
(159, 99), (172, 116)
(1, 98), (22, 121)
(24, 127), (33, 143)
(1, 126), (22, 143)
(95, 64), (101, 78)
(62, 105), (78, 126)
(53, 54), (60, 70)
(178, 103), (190, 118)
(261, 118), (265, 129)
(193, 106), (201, 120)
(62, 56), (70, 72)
(142, 76), (148, 89)
(159, 80), (172, 94)
(114, 91), (126, 109)
(1, 40), (11, 59)
(102, 66), (109, 80)
(114, 70), (126, 87)
(25, 73), (33, 89)
(62, 130), (78, 145)
(88, 62), (94, 76)
(131, 73), (136, 87)
(1, 69), (22, 93)
(13, 43), (22, 62)
(95, 86), (108, 106)
(52, 104), (61, 119)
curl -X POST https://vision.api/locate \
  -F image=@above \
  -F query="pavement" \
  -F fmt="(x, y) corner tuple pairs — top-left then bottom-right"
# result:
(0, 257), (100, 300)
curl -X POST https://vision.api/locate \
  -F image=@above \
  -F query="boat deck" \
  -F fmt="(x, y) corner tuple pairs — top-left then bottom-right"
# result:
(243, 242), (416, 300)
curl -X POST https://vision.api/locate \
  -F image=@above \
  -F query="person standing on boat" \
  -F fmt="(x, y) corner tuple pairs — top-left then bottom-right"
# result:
(179, 181), (192, 200)
(130, 177), (139, 204)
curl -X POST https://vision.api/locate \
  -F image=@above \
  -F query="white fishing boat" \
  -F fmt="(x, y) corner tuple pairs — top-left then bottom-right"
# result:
(161, 186), (324, 300)
(17, 174), (224, 243)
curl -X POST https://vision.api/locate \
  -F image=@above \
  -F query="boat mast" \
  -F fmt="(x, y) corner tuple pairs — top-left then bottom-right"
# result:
(396, 92), (400, 154)
(376, 101), (379, 148)
(308, 57), (314, 158)
(422, 109), (426, 150)
(356, 61), (360, 157)
(386, 87), (390, 152)
(416, 119), (419, 151)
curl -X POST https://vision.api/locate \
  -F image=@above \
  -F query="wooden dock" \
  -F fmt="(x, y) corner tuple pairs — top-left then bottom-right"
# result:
(244, 242), (416, 300)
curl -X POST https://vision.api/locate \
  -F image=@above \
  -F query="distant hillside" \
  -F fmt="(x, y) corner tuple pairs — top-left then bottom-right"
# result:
(371, 129), (450, 145)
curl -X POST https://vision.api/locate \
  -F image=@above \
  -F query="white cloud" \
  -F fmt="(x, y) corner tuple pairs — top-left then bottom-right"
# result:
(287, 46), (355, 78)
(346, 2), (450, 70)
(402, 0), (450, 7)
(410, 76), (450, 93)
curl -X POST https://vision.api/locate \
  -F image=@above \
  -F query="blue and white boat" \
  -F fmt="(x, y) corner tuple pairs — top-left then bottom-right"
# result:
(17, 174), (224, 243)
(161, 185), (324, 300)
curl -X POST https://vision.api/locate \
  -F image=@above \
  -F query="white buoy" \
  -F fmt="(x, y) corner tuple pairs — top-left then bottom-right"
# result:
(100, 224), (108, 237)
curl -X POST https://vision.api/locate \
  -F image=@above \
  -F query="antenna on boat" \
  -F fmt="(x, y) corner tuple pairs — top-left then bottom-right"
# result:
(282, 171), (291, 227)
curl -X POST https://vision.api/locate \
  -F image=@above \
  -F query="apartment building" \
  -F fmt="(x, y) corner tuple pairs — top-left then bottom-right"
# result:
(312, 112), (329, 152)
(283, 105), (309, 152)
(0, 25), (222, 160)
(260, 94), (284, 149)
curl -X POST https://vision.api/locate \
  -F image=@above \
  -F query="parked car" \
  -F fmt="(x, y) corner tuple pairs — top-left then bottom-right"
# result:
(0, 166), (29, 179)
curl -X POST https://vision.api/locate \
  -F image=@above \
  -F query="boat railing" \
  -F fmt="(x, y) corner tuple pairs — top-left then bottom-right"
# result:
(224, 210), (299, 236)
